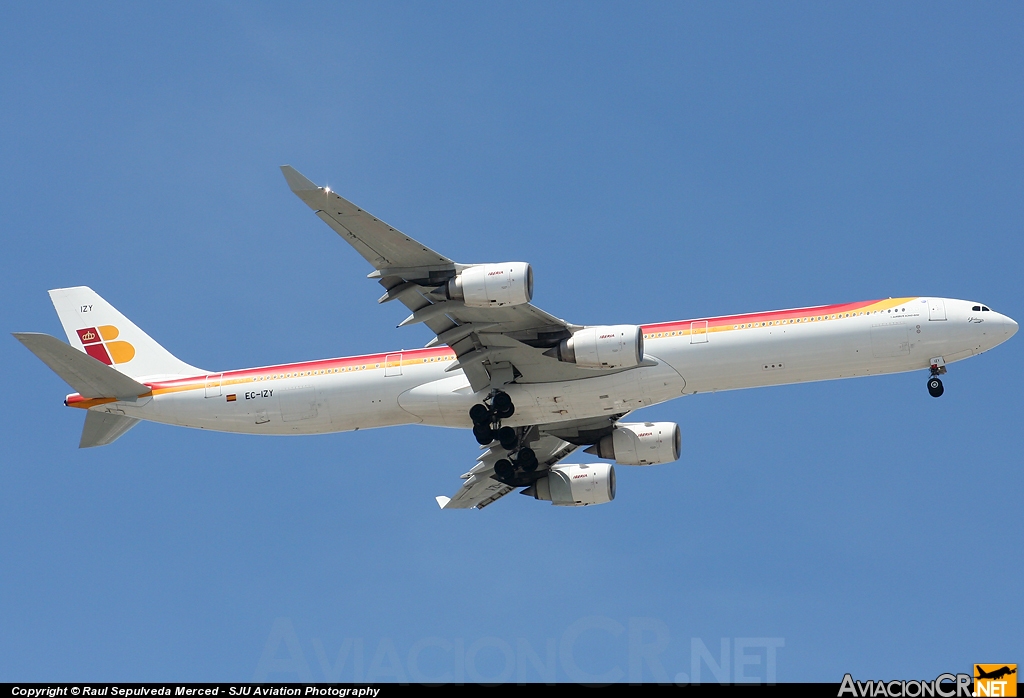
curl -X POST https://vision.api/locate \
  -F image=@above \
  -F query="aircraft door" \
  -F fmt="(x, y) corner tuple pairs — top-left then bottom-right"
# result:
(385, 353), (402, 377)
(204, 373), (223, 398)
(690, 320), (708, 344)
(928, 298), (946, 321)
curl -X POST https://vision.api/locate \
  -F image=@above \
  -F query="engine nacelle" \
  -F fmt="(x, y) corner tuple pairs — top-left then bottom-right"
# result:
(526, 463), (616, 506)
(447, 262), (533, 308)
(587, 422), (680, 465)
(549, 325), (643, 369)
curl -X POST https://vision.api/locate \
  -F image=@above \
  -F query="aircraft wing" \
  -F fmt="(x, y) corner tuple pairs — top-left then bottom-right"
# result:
(433, 413), (627, 509)
(437, 431), (580, 510)
(281, 166), (454, 272)
(282, 166), (601, 392)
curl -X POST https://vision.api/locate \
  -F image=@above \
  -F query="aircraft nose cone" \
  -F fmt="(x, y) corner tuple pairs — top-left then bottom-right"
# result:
(1007, 316), (1019, 338)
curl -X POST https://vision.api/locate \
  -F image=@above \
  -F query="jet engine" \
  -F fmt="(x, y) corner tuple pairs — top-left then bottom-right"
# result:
(446, 262), (533, 308)
(547, 325), (644, 369)
(524, 463), (616, 506)
(585, 422), (680, 465)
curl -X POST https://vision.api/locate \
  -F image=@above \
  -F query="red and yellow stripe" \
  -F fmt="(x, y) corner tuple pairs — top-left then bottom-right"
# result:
(65, 297), (920, 408)
(65, 346), (458, 409)
(639, 297), (917, 339)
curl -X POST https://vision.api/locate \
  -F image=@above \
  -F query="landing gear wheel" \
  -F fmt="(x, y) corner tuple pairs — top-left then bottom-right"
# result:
(927, 377), (944, 398)
(497, 426), (518, 450)
(494, 459), (514, 482)
(516, 447), (538, 472)
(492, 392), (515, 419)
(469, 403), (490, 426)
(473, 423), (495, 445)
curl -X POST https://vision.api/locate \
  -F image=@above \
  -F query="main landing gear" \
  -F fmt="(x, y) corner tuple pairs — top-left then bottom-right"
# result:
(470, 390), (516, 444)
(492, 447), (539, 486)
(927, 362), (946, 398)
(469, 390), (538, 485)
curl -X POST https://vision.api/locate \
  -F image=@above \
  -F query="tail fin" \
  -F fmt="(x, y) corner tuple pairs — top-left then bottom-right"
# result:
(47, 287), (203, 379)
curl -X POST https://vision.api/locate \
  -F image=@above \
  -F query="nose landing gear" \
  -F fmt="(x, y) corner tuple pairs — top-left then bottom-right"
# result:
(927, 361), (946, 398)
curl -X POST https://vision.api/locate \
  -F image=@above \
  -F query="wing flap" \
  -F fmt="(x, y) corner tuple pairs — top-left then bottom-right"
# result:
(444, 475), (514, 509)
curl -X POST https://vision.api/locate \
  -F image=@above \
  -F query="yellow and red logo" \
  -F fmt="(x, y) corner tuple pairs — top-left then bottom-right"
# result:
(77, 326), (135, 366)
(975, 665), (1017, 697)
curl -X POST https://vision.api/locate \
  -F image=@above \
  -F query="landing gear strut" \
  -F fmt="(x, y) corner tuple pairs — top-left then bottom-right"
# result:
(927, 362), (946, 398)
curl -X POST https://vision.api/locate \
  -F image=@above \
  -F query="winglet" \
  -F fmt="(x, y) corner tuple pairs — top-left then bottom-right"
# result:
(435, 496), (451, 509)
(280, 165), (319, 193)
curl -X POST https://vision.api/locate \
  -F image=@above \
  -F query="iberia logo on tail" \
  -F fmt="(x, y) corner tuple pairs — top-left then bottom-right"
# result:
(77, 326), (135, 365)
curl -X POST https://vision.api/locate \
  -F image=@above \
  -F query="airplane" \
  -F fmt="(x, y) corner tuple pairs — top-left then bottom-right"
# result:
(13, 166), (1018, 510)
(975, 666), (1016, 681)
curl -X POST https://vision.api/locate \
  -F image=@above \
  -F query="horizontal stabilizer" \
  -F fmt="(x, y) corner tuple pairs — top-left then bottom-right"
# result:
(80, 410), (139, 448)
(12, 332), (150, 399)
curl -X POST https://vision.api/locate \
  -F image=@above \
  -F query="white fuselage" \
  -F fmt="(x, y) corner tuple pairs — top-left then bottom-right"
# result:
(72, 297), (1017, 434)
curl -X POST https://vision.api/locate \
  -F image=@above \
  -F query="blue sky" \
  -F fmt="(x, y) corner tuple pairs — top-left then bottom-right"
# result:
(1, 2), (1021, 683)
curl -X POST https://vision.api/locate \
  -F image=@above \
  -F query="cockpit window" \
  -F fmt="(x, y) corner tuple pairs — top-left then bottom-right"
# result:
(973, 306), (981, 311)
(982, 306), (991, 312)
